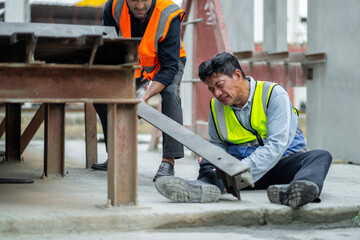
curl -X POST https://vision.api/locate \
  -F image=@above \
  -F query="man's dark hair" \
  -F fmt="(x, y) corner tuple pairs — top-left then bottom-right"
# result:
(198, 52), (246, 82)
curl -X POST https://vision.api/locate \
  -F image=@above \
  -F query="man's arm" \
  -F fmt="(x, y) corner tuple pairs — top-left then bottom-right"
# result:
(241, 87), (298, 182)
(141, 16), (181, 102)
(208, 111), (230, 151)
(102, 0), (119, 33)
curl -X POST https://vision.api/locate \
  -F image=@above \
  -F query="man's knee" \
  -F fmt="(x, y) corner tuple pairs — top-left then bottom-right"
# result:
(161, 84), (179, 100)
(308, 150), (332, 169)
(314, 150), (332, 162)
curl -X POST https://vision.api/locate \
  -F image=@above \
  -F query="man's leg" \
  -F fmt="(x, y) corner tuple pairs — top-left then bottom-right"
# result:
(154, 158), (223, 203)
(155, 176), (221, 203)
(91, 103), (108, 171)
(197, 159), (226, 192)
(153, 59), (185, 182)
(261, 150), (332, 208)
(91, 78), (149, 171)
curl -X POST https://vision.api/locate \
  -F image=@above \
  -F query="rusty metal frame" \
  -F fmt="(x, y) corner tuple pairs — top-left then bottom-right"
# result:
(0, 63), (138, 205)
(0, 64), (136, 103)
(0, 24), (140, 206)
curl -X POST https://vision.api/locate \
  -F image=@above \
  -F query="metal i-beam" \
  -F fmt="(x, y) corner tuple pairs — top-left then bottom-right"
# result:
(107, 103), (138, 206)
(138, 102), (253, 199)
(44, 103), (65, 177)
(0, 24), (139, 206)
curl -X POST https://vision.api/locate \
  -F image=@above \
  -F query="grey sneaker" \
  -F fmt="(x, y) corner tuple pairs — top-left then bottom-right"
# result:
(267, 180), (319, 208)
(155, 176), (221, 203)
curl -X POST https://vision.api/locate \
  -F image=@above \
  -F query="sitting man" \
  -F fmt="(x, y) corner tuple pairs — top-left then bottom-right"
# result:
(155, 52), (332, 208)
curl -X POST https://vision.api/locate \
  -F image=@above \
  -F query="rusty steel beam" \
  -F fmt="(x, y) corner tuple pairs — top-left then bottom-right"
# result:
(5, 104), (21, 161)
(0, 64), (135, 103)
(0, 24), (139, 208)
(20, 104), (45, 155)
(107, 103), (138, 206)
(85, 103), (98, 169)
(44, 103), (65, 177)
(1, 32), (139, 66)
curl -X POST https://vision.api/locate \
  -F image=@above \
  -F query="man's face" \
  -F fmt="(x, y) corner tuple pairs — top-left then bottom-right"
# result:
(205, 70), (245, 106)
(126, 0), (152, 20)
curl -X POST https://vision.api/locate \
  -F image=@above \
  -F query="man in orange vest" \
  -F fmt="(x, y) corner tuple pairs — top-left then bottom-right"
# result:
(92, 0), (187, 182)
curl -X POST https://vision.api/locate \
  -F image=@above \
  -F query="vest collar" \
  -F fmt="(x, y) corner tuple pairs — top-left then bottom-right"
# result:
(230, 76), (255, 111)
(127, 0), (156, 22)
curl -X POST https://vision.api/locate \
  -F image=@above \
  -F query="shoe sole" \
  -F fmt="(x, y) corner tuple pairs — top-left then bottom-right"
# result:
(155, 176), (221, 203)
(152, 171), (174, 182)
(267, 180), (319, 208)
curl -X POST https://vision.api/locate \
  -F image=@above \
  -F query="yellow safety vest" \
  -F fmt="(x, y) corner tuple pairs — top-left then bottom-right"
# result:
(210, 81), (277, 146)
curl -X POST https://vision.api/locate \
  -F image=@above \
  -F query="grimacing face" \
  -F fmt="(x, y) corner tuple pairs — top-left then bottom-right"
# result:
(205, 69), (245, 106)
(126, 0), (152, 20)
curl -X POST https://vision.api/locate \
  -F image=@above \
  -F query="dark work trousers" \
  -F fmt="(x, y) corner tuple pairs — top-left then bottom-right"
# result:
(198, 150), (332, 196)
(93, 58), (185, 159)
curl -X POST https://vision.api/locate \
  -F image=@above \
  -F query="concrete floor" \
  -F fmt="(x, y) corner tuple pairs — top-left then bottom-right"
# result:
(0, 138), (360, 238)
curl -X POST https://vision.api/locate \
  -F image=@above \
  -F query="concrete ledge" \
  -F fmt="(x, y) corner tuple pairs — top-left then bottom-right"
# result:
(0, 140), (359, 235)
(1, 204), (359, 235)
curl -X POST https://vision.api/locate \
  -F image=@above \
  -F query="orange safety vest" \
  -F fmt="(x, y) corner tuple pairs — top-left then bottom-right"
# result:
(112, 0), (186, 80)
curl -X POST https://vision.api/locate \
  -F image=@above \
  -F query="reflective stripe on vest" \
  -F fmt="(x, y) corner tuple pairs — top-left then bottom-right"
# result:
(112, 0), (186, 80)
(210, 81), (277, 145)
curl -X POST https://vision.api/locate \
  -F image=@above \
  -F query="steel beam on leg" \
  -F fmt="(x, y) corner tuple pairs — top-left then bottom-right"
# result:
(138, 102), (254, 200)
(107, 103), (138, 206)
(5, 103), (21, 161)
(85, 103), (98, 168)
(44, 103), (65, 177)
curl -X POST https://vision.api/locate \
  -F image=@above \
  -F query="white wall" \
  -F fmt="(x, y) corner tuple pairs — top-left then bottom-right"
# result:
(307, 0), (360, 163)
(5, 0), (30, 23)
